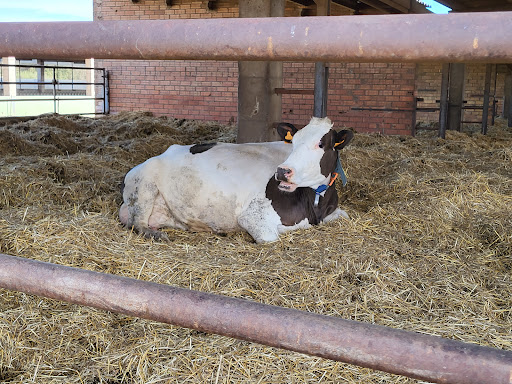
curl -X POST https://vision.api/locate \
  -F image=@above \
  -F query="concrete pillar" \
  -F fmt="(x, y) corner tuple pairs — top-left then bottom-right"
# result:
(237, 0), (284, 143)
(447, 63), (465, 131)
(2, 56), (17, 97)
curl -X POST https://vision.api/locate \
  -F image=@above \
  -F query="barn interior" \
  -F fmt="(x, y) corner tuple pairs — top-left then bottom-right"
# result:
(1, 1), (512, 383)
(0, 111), (511, 383)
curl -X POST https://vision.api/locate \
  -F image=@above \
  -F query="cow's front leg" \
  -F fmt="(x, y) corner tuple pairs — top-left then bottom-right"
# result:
(238, 198), (282, 243)
(321, 207), (349, 224)
(277, 218), (312, 234)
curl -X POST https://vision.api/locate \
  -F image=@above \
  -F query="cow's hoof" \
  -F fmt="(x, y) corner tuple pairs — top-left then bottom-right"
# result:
(340, 209), (349, 219)
(142, 229), (170, 242)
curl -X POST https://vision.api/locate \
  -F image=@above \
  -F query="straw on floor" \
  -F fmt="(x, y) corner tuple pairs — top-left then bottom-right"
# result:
(0, 112), (510, 383)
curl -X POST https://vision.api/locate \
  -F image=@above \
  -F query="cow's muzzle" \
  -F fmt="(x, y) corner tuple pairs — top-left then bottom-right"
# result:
(275, 167), (297, 192)
(275, 167), (293, 182)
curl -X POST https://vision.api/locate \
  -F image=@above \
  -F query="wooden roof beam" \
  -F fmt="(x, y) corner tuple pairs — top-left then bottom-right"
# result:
(377, 0), (409, 13)
(287, 0), (315, 6)
(292, 0), (413, 14)
(357, 0), (394, 13)
(331, 0), (363, 11)
(464, 4), (512, 12)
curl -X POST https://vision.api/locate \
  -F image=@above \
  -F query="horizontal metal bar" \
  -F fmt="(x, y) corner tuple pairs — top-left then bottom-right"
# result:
(351, 107), (414, 112)
(274, 87), (315, 95)
(1, 13), (512, 62)
(415, 107), (439, 112)
(0, 253), (510, 384)
(462, 105), (485, 110)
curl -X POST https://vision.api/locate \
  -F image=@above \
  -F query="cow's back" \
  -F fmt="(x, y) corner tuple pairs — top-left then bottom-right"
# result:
(145, 141), (292, 232)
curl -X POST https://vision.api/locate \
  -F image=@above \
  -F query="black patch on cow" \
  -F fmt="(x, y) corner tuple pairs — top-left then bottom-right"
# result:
(319, 129), (354, 177)
(319, 131), (339, 178)
(266, 128), (353, 226)
(120, 170), (132, 196)
(190, 142), (218, 154)
(265, 177), (339, 226)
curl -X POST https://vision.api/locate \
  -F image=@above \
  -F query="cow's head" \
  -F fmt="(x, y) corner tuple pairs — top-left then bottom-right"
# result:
(275, 117), (353, 193)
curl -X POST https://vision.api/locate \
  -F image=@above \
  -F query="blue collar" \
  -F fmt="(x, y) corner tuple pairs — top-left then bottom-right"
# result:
(314, 155), (347, 207)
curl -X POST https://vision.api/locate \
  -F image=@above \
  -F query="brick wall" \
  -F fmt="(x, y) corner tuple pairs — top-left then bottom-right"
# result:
(464, 64), (498, 124)
(94, 0), (417, 135)
(94, 0), (238, 20)
(95, 0), (239, 123)
(103, 59), (238, 123)
(415, 63), (442, 124)
(415, 63), (504, 129)
(281, 62), (416, 134)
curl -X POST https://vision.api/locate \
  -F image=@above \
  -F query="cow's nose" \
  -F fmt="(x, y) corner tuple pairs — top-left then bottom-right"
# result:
(275, 167), (294, 181)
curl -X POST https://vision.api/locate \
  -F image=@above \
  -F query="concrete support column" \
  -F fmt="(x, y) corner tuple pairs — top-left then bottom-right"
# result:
(2, 56), (17, 97)
(237, 0), (284, 143)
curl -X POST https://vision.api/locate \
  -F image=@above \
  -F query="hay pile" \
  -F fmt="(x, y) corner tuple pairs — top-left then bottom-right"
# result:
(0, 113), (510, 383)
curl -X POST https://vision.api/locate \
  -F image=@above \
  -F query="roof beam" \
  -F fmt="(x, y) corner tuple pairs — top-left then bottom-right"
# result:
(377, 0), (409, 13)
(357, 0), (394, 13)
(287, 0), (315, 6)
(465, 4), (512, 12)
(331, 0), (361, 11)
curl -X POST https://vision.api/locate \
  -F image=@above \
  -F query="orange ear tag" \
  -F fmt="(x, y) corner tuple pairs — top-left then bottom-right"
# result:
(334, 139), (345, 148)
(285, 131), (293, 143)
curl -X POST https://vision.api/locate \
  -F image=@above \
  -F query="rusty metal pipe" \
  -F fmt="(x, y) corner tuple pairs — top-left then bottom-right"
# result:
(0, 253), (511, 383)
(1, 13), (512, 62)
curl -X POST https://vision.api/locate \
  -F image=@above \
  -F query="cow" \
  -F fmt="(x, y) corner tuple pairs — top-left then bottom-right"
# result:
(119, 116), (353, 243)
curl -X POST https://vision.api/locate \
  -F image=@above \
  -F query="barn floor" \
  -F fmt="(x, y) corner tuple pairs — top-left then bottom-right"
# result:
(0, 113), (511, 383)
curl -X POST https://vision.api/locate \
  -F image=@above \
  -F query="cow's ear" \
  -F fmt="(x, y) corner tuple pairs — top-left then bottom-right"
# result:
(277, 123), (298, 143)
(334, 130), (353, 150)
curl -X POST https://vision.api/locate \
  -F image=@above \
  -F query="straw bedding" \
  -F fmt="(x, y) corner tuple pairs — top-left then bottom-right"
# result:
(0, 112), (510, 383)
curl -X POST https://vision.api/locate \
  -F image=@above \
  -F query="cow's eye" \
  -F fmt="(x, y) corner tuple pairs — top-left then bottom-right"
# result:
(318, 141), (324, 149)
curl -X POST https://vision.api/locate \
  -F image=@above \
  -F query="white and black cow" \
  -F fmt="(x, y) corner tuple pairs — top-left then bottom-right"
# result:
(119, 117), (353, 243)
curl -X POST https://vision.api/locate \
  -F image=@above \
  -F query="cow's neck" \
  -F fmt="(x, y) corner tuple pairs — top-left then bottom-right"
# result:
(313, 154), (347, 207)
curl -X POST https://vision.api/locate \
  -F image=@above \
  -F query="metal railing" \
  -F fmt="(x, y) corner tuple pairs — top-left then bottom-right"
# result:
(0, 62), (109, 117)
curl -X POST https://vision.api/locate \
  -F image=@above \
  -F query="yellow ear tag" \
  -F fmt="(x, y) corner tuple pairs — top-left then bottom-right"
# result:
(285, 131), (293, 142)
(334, 139), (345, 148)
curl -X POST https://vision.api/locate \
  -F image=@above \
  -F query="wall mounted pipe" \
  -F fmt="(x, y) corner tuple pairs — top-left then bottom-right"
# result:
(0, 253), (511, 384)
(1, 12), (512, 62)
